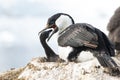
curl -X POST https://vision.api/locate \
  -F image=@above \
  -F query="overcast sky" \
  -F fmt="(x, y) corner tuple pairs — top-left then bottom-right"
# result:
(0, 0), (120, 72)
(0, 0), (120, 31)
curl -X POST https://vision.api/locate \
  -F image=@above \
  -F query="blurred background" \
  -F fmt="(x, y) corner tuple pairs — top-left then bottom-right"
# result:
(0, 0), (120, 72)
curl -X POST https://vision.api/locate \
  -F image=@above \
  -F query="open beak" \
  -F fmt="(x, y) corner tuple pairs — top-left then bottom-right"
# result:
(38, 24), (58, 41)
(47, 27), (58, 41)
(38, 27), (48, 36)
(38, 24), (54, 36)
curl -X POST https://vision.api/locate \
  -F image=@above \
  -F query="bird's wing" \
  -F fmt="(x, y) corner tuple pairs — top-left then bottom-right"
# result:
(58, 23), (98, 48)
(101, 31), (115, 56)
(92, 28), (115, 56)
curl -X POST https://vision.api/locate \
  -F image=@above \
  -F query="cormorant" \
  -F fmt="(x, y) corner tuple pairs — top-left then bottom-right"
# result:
(39, 29), (64, 62)
(39, 13), (120, 75)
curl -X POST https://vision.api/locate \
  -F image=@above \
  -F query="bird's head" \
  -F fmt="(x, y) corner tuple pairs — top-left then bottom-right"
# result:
(40, 29), (53, 40)
(38, 13), (74, 41)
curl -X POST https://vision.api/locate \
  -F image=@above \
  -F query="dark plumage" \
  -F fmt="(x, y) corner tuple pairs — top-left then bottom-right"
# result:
(39, 29), (63, 62)
(39, 13), (120, 75)
(58, 23), (117, 67)
(107, 7), (120, 55)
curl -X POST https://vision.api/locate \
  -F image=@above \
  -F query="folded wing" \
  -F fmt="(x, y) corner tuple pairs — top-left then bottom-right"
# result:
(58, 23), (98, 48)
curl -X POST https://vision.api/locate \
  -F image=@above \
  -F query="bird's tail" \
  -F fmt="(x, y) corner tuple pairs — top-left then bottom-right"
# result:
(97, 53), (118, 68)
(96, 53), (120, 76)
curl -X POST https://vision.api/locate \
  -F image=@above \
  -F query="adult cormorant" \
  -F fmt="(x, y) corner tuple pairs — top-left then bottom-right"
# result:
(39, 13), (120, 75)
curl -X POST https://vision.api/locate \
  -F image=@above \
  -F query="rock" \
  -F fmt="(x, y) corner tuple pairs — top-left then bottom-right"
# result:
(0, 57), (120, 80)
(0, 67), (24, 80)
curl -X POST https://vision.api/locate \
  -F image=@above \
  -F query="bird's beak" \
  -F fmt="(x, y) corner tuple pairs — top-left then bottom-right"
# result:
(47, 27), (58, 41)
(38, 27), (48, 36)
(38, 24), (58, 41)
(38, 24), (51, 36)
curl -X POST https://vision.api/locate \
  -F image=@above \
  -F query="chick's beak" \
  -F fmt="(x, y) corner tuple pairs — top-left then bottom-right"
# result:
(38, 27), (48, 36)
(38, 24), (51, 35)
(38, 24), (58, 41)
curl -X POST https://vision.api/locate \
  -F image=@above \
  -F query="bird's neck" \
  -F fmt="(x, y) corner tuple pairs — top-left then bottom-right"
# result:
(40, 37), (56, 58)
(55, 15), (73, 34)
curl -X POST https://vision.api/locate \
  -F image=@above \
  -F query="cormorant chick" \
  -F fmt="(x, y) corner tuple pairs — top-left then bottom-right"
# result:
(39, 29), (64, 62)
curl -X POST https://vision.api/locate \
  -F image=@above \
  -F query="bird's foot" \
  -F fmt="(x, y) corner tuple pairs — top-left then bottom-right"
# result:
(47, 55), (65, 62)
(104, 67), (120, 76)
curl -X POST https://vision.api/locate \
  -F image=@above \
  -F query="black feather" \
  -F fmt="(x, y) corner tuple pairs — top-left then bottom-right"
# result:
(58, 23), (117, 68)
